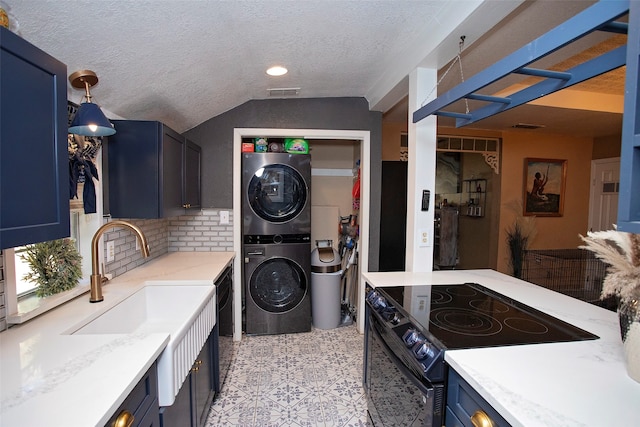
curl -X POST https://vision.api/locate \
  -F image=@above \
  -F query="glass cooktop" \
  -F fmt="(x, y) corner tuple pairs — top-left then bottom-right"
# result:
(384, 283), (598, 349)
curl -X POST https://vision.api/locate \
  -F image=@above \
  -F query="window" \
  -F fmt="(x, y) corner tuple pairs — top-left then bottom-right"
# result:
(4, 152), (103, 324)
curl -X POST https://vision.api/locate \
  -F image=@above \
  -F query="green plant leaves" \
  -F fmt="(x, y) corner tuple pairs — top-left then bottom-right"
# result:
(20, 238), (82, 297)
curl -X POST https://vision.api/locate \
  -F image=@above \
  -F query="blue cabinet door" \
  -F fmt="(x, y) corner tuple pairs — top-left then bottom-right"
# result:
(0, 27), (69, 249)
(107, 120), (201, 219)
(446, 369), (510, 427)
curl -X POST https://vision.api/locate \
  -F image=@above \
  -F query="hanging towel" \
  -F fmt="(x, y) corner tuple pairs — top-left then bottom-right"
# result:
(69, 153), (99, 214)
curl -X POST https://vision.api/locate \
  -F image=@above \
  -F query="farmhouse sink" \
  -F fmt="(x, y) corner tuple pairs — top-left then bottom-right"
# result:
(67, 282), (216, 406)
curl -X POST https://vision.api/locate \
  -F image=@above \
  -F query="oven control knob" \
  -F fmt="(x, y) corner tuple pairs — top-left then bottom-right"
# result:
(370, 296), (388, 311)
(402, 328), (421, 347)
(382, 309), (400, 325)
(366, 290), (378, 302)
(413, 341), (433, 360)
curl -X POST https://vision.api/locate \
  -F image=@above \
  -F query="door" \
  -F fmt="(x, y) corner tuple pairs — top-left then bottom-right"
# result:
(162, 126), (186, 218)
(184, 139), (201, 210)
(1, 27), (69, 249)
(249, 257), (307, 313)
(246, 163), (308, 224)
(379, 161), (408, 271)
(588, 158), (620, 232)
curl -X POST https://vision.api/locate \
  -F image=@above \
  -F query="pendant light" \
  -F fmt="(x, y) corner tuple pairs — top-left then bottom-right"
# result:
(68, 70), (116, 137)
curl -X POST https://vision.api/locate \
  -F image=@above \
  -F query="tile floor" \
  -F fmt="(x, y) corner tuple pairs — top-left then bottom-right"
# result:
(206, 325), (369, 427)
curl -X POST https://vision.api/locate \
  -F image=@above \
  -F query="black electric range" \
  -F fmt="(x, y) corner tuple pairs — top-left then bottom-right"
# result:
(397, 282), (598, 349)
(363, 282), (599, 426)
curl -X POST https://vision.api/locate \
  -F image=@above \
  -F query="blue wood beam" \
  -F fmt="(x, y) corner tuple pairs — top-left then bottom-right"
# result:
(617, 0), (640, 232)
(433, 111), (472, 120)
(466, 94), (511, 104)
(600, 21), (629, 34)
(454, 44), (626, 127)
(413, 0), (629, 124)
(515, 68), (572, 80)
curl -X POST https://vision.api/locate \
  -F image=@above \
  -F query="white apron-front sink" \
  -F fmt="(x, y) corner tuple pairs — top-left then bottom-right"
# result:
(65, 282), (216, 406)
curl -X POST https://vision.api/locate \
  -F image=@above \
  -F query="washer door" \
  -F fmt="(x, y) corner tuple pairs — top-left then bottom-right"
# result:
(247, 163), (307, 223)
(249, 257), (307, 313)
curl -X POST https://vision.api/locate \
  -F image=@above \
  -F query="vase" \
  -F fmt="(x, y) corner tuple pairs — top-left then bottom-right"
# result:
(618, 298), (640, 383)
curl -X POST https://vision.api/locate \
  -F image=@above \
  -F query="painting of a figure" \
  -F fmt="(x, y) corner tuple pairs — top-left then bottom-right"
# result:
(523, 158), (566, 216)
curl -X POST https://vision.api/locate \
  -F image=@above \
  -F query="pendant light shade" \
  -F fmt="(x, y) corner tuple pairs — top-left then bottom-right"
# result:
(68, 70), (116, 137)
(69, 102), (116, 136)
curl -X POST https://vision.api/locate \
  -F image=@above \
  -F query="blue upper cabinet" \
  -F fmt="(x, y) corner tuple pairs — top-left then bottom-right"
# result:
(0, 27), (70, 250)
(107, 120), (201, 219)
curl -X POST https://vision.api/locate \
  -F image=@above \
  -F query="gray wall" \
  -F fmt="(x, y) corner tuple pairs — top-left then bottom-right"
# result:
(184, 97), (382, 271)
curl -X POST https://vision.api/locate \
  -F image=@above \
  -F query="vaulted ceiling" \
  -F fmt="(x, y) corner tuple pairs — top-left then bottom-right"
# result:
(3, 0), (624, 138)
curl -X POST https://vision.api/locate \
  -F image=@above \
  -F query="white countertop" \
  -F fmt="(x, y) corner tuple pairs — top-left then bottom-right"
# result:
(362, 269), (640, 427)
(0, 251), (234, 427)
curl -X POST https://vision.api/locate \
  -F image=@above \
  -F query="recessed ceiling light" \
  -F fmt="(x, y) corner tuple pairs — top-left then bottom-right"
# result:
(267, 66), (288, 76)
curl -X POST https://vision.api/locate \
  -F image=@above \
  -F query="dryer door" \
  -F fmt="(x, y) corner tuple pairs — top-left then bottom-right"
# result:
(246, 163), (307, 223)
(249, 257), (307, 313)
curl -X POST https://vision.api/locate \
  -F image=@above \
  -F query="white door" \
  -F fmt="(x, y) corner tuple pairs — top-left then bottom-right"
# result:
(588, 157), (620, 232)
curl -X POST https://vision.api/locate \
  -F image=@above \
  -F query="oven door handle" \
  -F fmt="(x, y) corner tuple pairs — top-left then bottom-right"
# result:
(370, 321), (435, 398)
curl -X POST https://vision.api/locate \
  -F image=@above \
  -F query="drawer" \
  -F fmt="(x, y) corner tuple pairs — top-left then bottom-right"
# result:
(446, 369), (510, 427)
(106, 362), (159, 427)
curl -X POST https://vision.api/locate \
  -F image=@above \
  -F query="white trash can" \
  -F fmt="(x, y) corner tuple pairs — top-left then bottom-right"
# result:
(310, 245), (342, 330)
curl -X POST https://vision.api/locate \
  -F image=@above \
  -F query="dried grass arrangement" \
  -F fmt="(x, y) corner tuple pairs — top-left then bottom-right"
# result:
(579, 228), (640, 303)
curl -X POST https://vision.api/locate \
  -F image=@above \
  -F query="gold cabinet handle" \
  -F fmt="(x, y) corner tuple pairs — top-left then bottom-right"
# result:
(471, 410), (495, 427)
(190, 359), (203, 373)
(112, 410), (134, 427)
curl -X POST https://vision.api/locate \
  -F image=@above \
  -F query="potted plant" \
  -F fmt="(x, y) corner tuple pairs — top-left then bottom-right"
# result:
(504, 200), (537, 278)
(580, 228), (640, 383)
(20, 238), (83, 297)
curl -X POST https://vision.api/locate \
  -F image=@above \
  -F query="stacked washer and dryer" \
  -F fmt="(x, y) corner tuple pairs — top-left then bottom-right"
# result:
(242, 152), (312, 335)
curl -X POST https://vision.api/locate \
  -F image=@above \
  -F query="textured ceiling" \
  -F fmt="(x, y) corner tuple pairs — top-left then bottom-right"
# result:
(3, 0), (472, 133)
(3, 0), (626, 137)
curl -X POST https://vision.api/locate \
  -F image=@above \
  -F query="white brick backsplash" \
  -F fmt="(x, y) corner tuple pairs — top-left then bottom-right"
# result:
(98, 210), (233, 279)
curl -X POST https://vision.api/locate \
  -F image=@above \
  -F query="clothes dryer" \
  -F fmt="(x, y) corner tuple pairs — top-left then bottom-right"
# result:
(244, 236), (311, 335)
(242, 153), (310, 236)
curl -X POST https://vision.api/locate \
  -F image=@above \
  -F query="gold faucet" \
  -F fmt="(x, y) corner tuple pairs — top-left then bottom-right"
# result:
(90, 220), (150, 303)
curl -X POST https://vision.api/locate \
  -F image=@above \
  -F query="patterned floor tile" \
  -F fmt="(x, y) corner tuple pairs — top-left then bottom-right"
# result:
(207, 325), (368, 427)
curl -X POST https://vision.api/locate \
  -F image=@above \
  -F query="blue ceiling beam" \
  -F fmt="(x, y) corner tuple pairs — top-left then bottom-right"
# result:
(453, 44), (626, 127)
(413, 0), (629, 124)
(601, 21), (629, 34)
(515, 68), (572, 80)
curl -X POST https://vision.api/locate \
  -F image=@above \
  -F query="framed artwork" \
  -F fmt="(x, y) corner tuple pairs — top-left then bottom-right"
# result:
(523, 158), (567, 216)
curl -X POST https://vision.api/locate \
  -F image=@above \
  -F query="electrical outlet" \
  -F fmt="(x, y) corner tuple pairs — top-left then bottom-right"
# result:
(416, 296), (429, 312)
(419, 229), (429, 247)
(106, 241), (115, 263)
(220, 210), (230, 225)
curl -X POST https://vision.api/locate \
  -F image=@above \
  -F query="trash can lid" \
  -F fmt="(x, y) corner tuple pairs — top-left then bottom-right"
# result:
(311, 246), (341, 272)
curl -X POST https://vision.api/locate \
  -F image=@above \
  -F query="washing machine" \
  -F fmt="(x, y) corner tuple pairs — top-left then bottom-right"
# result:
(242, 152), (311, 236)
(244, 236), (311, 335)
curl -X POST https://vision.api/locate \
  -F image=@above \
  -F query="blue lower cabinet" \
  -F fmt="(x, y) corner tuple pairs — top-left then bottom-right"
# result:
(106, 362), (160, 427)
(446, 406), (465, 427)
(159, 330), (216, 427)
(446, 369), (510, 427)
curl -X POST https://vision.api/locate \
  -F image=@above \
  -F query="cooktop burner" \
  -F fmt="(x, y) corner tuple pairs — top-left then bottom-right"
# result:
(384, 283), (598, 349)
